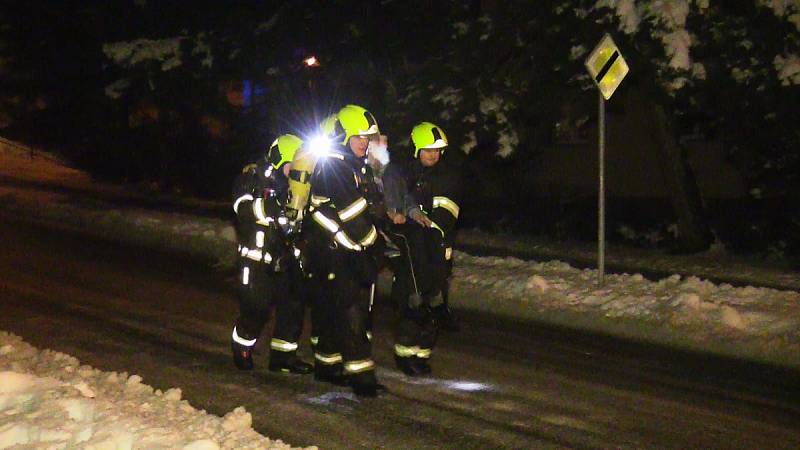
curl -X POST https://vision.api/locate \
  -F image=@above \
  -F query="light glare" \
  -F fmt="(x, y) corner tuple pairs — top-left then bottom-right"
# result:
(309, 135), (331, 155)
(446, 381), (492, 392)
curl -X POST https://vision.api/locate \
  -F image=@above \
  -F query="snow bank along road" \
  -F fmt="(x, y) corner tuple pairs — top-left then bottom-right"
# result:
(0, 332), (300, 449)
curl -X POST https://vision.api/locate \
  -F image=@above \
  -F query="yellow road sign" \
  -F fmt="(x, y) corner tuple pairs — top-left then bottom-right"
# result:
(585, 34), (629, 100)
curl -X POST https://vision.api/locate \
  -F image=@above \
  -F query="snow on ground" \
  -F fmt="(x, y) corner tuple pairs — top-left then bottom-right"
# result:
(0, 332), (309, 450)
(457, 229), (800, 292)
(450, 253), (800, 360)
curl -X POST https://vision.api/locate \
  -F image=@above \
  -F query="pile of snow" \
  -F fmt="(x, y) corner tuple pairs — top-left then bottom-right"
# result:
(452, 252), (800, 351)
(0, 332), (308, 450)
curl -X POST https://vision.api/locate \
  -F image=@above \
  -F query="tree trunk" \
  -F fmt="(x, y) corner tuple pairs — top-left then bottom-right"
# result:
(648, 102), (713, 253)
(626, 85), (713, 253)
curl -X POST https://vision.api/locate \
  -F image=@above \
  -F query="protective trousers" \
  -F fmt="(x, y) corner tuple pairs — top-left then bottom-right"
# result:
(308, 244), (376, 384)
(392, 225), (448, 361)
(235, 258), (305, 364)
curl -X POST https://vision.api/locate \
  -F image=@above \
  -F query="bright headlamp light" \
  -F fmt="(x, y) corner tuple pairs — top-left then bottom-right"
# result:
(308, 135), (332, 156)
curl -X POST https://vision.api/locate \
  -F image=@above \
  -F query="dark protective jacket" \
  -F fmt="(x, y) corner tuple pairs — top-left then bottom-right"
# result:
(307, 146), (379, 253)
(231, 159), (292, 269)
(406, 159), (462, 247)
(361, 161), (387, 226)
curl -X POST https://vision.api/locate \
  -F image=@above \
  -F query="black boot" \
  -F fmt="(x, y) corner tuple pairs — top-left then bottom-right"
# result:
(314, 363), (348, 386)
(412, 357), (432, 375)
(269, 354), (313, 374)
(432, 304), (460, 332)
(394, 354), (425, 376)
(231, 341), (254, 371)
(350, 371), (386, 398)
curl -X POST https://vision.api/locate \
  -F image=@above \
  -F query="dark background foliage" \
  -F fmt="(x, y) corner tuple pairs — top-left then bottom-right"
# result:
(1, 0), (798, 258)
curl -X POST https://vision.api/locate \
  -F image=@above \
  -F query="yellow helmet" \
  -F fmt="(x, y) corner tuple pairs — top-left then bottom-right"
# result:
(411, 122), (448, 158)
(267, 134), (303, 169)
(336, 104), (379, 145)
(319, 113), (339, 138)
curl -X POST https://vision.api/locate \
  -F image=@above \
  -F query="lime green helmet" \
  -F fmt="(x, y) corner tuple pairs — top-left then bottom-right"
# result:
(319, 113), (339, 138)
(336, 104), (379, 146)
(267, 133), (303, 169)
(411, 122), (448, 158)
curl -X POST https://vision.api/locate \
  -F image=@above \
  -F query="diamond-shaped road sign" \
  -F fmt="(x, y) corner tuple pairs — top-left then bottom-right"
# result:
(585, 33), (629, 100)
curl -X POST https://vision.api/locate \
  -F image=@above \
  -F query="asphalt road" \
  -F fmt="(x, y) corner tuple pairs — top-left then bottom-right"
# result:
(1, 218), (800, 449)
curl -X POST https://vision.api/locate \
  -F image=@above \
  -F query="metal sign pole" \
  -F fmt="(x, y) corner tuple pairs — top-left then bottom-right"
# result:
(585, 32), (627, 286)
(598, 91), (606, 286)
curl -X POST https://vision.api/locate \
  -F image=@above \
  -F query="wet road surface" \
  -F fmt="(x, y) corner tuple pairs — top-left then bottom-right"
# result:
(1, 218), (799, 449)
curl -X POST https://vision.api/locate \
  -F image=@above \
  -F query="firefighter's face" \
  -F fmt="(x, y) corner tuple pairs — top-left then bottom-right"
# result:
(282, 162), (292, 177)
(349, 135), (370, 158)
(419, 148), (441, 167)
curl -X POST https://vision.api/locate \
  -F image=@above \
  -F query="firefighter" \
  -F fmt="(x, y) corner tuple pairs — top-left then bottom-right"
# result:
(302, 104), (385, 397)
(393, 122), (462, 376)
(230, 134), (313, 375)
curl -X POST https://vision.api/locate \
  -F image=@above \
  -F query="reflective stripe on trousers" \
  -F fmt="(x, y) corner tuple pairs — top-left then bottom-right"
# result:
(315, 352), (343, 365)
(344, 359), (375, 374)
(232, 326), (257, 347)
(270, 338), (298, 352)
(394, 344), (419, 357)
